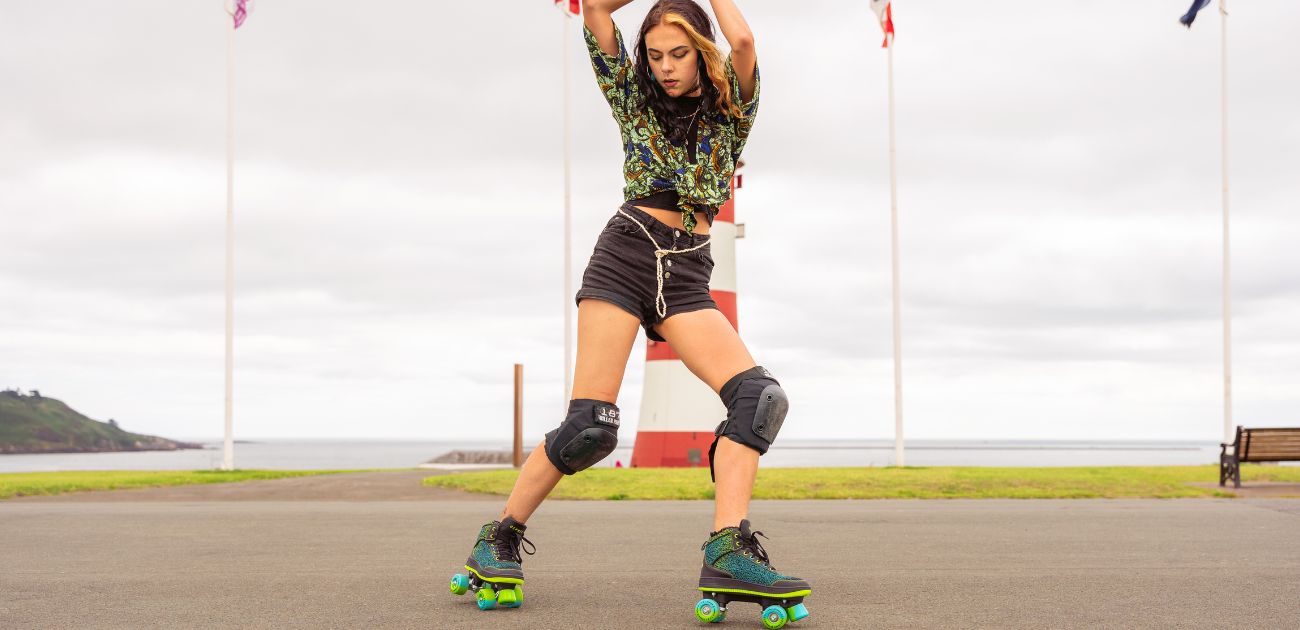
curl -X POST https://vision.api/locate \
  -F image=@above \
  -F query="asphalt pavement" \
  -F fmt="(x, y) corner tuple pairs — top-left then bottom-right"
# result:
(2, 473), (1299, 629)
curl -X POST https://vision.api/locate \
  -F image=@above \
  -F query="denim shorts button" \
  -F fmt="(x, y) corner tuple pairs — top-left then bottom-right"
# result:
(667, 260), (673, 267)
(664, 271), (671, 278)
(674, 230), (681, 237)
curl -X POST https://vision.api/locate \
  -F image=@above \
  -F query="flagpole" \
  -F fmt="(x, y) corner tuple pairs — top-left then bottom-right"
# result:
(886, 33), (904, 467)
(562, 14), (574, 409)
(1219, 0), (1232, 444)
(222, 12), (236, 471)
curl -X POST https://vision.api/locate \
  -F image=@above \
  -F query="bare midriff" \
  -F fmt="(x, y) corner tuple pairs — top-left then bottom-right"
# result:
(633, 206), (711, 236)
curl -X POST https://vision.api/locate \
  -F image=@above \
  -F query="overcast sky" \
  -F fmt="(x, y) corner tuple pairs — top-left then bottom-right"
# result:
(2, 1), (1298, 443)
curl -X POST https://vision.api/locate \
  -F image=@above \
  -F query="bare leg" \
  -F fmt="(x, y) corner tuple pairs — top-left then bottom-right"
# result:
(498, 298), (640, 524)
(652, 309), (759, 532)
(498, 442), (561, 524)
(711, 437), (760, 530)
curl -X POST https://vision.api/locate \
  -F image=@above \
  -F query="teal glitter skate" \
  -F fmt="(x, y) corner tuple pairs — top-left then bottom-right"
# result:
(448, 516), (535, 610)
(694, 519), (811, 628)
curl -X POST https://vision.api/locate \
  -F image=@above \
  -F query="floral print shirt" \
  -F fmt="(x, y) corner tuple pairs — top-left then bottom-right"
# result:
(584, 23), (760, 235)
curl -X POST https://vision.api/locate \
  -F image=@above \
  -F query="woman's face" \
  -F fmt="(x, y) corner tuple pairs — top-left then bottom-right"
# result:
(645, 22), (701, 98)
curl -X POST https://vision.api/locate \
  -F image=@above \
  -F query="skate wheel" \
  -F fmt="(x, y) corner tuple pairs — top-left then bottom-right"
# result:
(761, 604), (789, 629)
(695, 598), (723, 623)
(475, 587), (498, 611)
(501, 581), (522, 605)
(449, 573), (470, 596)
(496, 585), (519, 607)
(786, 603), (809, 622)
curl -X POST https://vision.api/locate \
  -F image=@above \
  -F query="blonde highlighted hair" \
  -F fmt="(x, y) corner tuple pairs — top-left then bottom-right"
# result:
(634, 0), (746, 145)
(658, 12), (743, 119)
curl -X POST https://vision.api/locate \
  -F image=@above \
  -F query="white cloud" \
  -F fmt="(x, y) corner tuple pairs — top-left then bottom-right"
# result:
(2, 1), (1298, 443)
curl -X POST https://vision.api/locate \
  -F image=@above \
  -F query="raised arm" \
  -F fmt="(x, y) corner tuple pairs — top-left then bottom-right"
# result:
(709, 0), (756, 103)
(583, 0), (636, 58)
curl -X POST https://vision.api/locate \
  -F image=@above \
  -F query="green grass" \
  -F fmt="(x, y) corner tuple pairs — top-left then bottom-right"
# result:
(0, 469), (385, 500)
(423, 465), (1300, 500)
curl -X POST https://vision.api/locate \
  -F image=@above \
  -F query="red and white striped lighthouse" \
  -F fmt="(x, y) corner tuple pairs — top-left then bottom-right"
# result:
(631, 170), (744, 468)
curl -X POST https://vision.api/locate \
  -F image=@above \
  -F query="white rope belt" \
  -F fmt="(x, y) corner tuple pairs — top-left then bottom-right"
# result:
(616, 208), (712, 318)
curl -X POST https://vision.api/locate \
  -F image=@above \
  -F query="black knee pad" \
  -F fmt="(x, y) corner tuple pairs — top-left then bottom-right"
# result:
(544, 399), (621, 475)
(708, 366), (788, 480)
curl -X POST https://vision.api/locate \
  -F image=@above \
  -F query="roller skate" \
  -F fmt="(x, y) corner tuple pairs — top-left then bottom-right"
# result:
(694, 519), (811, 629)
(447, 516), (534, 610)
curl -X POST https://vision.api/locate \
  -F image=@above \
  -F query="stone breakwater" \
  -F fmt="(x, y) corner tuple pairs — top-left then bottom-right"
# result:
(426, 450), (514, 465)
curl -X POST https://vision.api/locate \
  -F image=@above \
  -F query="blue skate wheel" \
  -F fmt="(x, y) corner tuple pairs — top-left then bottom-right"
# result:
(449, 573), (470, 596)
(475, 587), (498, 611)
(695, 598), (723, 623)
(786, 603), (809, 622)
(761, 604), (789, 629)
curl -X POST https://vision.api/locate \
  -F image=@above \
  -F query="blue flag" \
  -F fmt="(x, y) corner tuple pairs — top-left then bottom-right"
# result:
(1180, 0), (1213, 28)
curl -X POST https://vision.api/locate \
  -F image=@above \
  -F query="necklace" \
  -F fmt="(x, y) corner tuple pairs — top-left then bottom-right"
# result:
(676, 93), (707, 115)
(673, 97), (703, 119)
(674, 97), (704, 144)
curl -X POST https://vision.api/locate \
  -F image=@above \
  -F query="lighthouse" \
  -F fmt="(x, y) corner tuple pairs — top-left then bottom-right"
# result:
(631, 169), (744, 468)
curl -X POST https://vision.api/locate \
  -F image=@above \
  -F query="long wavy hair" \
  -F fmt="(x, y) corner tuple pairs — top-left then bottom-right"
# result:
(633, 0), (744, 145)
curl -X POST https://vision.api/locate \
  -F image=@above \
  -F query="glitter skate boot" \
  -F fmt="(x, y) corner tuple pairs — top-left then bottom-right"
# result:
(448, 516), (534, 610)
(694, 519), (811, 628)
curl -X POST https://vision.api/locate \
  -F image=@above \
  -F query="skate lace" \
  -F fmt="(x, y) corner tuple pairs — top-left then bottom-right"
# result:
(739, 529), (773, 567)
(492, 526), (536, 564)
(702, 528), (775, 568)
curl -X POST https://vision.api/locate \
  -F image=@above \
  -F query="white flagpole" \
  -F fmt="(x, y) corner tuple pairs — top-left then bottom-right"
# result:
(886, 32), (904, 467)
(562, 14), (574, 409)
(1219, 0), (1232, 444)
(222, 12), (236, 471)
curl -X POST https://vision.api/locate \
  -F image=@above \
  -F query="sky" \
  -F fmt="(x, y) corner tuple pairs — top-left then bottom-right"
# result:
(2, 1), (1298, 443)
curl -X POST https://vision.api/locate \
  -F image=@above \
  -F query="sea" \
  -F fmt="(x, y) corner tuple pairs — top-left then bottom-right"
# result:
(0, 438), (1275, 473)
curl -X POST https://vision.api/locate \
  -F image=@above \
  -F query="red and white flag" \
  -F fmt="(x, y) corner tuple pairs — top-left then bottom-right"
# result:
(870, 0), (895, 48)
(229, 0), (250, 29)
(554, 0), (580, 17)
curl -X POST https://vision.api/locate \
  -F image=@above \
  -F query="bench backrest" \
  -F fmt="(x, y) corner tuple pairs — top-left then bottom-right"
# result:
(1239, 427), (1300, 462)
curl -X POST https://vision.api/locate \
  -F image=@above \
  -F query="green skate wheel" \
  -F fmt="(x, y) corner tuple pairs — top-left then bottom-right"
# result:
(475, 587), (498, 611)
(786, 603), (809, 622)
(761, 604), (789, 629)
(496, 585), (518, 607)
(449, 573), (470, 596)
(695, 598), (722, 623)
(502, 585), (524, 608)
(496, 585), (523, 608)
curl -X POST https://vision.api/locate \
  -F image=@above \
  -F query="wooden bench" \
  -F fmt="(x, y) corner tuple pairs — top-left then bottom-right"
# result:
(1220, 426), (1300, 488)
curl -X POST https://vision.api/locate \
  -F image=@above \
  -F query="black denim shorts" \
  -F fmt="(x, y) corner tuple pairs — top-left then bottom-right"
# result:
(574, 203), (717, 342)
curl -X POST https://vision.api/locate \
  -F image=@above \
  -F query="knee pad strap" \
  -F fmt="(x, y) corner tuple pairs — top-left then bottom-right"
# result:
(708, 366), (789, 481)
(544, 399), (621, 475)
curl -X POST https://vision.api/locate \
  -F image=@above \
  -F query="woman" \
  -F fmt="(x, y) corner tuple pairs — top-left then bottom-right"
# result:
(449, 1), (810, 625)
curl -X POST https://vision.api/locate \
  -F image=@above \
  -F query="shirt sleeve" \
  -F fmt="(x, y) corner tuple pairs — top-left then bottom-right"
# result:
(724, 53), (760, 160)
(584, 22), (639, 118)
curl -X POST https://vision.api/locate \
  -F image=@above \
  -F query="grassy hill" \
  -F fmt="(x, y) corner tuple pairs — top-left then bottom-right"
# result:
(0, 390), (201, 454)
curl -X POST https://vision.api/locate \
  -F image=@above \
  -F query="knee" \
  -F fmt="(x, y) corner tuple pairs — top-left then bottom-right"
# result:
(544, 399), (621, 475)
(715, 366), (788, 455)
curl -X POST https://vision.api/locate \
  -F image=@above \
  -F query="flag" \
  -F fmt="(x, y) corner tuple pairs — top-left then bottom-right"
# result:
(231, 0), (249, 29)
(870, 0), (895, 48)
(554, 0), (580, 17)
(1179, 0), (1212, 28)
